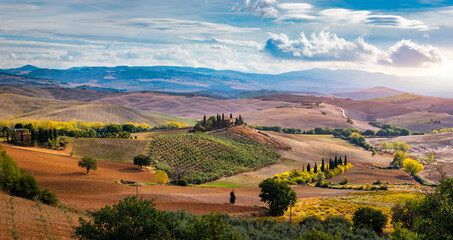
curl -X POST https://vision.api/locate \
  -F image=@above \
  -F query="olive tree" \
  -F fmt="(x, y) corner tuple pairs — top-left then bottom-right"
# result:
(133, 154), (151, 170)
(259, 178), (297, 216)
(78, 156), (98, 174)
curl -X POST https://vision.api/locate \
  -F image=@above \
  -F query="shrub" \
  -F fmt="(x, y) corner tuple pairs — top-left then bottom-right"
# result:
(78, 156), (98, 174)
(155, 170), (169, 185)
(39, 189), (58, 205)
(391, 200), (417, 230)
(339, 177), (349, 185)
(259, 178), (297, 216)
(177, 178), (188, 186)
(352, 207), (388, 234)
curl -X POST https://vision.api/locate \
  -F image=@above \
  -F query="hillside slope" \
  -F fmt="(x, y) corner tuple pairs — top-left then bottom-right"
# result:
(149, 126), (289, 183)
(333, 87), (405, 100)
(0, 93), (193, 125)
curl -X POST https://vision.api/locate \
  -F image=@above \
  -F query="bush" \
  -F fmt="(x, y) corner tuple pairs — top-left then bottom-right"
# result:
(39, 189), (58, 205)
(339, 177), (349, 185)
(352, 207), (388, 234)
(177, 178), (188, 186)
(259, 178), (297, 216)
(155, 170), (169, 185)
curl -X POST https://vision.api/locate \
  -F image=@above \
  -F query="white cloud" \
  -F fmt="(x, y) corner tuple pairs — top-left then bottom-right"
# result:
(277, 3), (317, 20)
(264, 31), (381, 62)
(235, 0), (279, 18)
(319, 8), (436, 31)
(264, 31), (443, 67)
(381, 40), (443, 67)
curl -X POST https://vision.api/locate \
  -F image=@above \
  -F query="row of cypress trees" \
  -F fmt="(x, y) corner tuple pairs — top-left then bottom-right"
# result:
(304, 155), (348, 173)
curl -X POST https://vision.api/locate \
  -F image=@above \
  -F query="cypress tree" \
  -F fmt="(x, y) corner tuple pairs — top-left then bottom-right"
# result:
(307, 163), (311, 172)
(321, 158), (325, 172)
(344, 155), (348, 165)
(20, 131), (24, 142)
(230, 113), (233, 119)
(314, 162), (318, 173)
(53, 128), (57, 140)
(203, 115), (206, 126)
(339, 157), (343, 165)
(329, 159), (333, 169)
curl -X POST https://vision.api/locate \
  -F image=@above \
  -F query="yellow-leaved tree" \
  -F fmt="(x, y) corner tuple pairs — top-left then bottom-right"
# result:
(154, 170), (169, 185)
(403, 158), (424, 176)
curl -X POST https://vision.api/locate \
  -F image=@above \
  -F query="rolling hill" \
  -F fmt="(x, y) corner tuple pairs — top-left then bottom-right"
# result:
(0, 93), (193, 125)
(333, 86), (405, 100)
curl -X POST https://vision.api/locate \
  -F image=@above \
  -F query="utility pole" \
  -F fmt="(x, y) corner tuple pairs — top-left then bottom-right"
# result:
(136, 181), (139, 198)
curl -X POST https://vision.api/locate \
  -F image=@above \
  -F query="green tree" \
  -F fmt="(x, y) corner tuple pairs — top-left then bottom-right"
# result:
(306, 163), (311, 172)
(259, 178), (297, 216)
(352, 207), (388, 234)
(133, 154), (151, 170)
(78, 156), (98, 174)
(230, 190), (236, 204)
(414, 178), (453, 240)
(321, 158), (325, 172)
(403, 158), (424, 176)
(72, 197), (177, 240)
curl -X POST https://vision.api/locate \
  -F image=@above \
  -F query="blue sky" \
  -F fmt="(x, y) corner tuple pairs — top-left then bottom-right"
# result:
(1, 0), (452, 78)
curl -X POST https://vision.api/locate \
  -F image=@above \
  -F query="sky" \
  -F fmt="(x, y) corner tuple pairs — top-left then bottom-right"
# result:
(1, 0), (453, 78)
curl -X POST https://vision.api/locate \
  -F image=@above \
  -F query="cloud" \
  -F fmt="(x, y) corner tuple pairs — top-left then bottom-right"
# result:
(381, 40), (443, 67)
(276, 3), (317, 20)
(264, 31), (381, 61)
(319, 8), (437, 31)
(116, 50), (140, 59)
(181, 36), (263, 49)
(264, 31), (443, 67)
(0, 4), (39, 11)
(234, 0), (279, 18)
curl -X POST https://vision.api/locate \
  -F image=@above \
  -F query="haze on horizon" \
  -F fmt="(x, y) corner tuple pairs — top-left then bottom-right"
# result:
(1, 0), (453, 81)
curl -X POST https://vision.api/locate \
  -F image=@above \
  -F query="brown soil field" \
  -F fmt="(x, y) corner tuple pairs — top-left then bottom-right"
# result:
(2, 143), (366, 216)
(0, 192), (84, 240)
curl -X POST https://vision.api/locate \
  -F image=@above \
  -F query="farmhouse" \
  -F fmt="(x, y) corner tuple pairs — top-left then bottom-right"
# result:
(10, 128), (31, 142)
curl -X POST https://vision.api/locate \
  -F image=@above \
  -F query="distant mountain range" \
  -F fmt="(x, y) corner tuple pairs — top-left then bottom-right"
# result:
(0, 65), (450, 97)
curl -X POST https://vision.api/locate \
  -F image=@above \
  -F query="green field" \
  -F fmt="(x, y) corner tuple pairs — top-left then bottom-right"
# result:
(148, 130), (281, 184)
